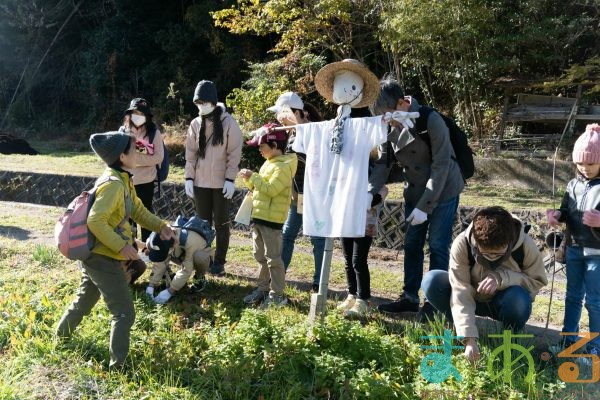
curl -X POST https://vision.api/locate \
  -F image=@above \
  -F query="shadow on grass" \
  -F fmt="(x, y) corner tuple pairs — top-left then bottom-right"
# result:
(0, 225), (31, 240)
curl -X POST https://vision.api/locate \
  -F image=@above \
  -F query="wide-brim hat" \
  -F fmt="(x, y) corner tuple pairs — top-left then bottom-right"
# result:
(314, 59), (380, 108)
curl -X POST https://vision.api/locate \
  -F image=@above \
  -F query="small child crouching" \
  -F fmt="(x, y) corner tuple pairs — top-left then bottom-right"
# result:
(239, 129), (297, 307)
(146, 215), (215, 304)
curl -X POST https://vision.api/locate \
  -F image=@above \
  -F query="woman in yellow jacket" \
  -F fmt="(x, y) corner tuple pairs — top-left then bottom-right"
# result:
(239, 130), (297, 308)
(56, 131), (175, 369)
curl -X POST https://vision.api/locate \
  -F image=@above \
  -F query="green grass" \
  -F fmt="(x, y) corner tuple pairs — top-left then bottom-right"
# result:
(0, 208), (586, 399)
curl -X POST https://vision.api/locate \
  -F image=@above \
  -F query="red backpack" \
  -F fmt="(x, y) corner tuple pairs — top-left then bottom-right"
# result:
(54, 176), (129, 260)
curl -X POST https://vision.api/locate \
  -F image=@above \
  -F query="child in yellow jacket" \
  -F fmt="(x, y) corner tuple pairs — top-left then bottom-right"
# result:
(239, 130), (297, 307)
(56, 131), (175, 368)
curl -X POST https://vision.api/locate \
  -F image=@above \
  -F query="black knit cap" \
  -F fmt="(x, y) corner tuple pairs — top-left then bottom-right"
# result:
(147, 232), (175, 262)
(193, 80), (218, 104)
(125, 98), (153, 117)
(89, 132), (132, 166)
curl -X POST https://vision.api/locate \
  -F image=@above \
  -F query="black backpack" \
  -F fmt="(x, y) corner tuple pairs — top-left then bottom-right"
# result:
(415, 106), (475, 181)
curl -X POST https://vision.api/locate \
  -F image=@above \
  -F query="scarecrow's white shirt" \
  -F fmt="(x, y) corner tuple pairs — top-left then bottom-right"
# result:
(292, 116), (387, 237)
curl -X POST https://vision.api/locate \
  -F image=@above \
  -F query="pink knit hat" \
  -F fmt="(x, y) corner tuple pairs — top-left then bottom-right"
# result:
(573, 124), (600, 163)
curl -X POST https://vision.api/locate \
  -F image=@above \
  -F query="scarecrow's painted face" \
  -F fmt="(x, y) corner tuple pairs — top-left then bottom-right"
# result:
(332, 70), (364, 106)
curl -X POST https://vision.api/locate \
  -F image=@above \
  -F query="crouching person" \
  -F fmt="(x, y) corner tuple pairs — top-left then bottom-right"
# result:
(146, 215), (216, 304)
(240, 129), (297, 308)
(56, 132), (176, 369)
(421, 206), (547, 362)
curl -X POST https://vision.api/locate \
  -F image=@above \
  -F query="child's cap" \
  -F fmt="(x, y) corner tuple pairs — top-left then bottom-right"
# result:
(193, 80), (218, 104)
(125, 97), (152, 117)
(147, 232), (175, 262)
(573, 124), (600, 164)
(246, 122), (286, 147)
(89, 132), (132, 166)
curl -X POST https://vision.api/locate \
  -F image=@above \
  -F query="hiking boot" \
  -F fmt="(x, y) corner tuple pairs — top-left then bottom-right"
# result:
(344, 299), (369, 319)
(209, 261), (225, 276)
(189, 276), (207, 293)
(377, 293), (419, 314)
(336, 294), (356, 312)
(417, 301), (438, 323)
(261, 292), (288, 309)
(243, 288), (268, 305)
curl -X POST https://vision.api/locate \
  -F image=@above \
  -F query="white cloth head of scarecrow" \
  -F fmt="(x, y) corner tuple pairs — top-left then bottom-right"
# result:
(332, 70), (364, 107)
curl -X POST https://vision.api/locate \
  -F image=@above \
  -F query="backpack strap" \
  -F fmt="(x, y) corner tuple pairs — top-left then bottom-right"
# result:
(179, 228), (189, 247)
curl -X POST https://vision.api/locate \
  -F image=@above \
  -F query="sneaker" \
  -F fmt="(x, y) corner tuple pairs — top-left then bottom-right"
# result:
(261, 292), (288, 309)
(311, 283), (319, 293)
(209, 261), (225, 276)
(336, 294), (356, 312)
(189, 276), (207, 293)
(344, 299), (369, 319)
(243, 288), (268, 305)
(377, 293), (419, 313)
(417, 301), (438, 323)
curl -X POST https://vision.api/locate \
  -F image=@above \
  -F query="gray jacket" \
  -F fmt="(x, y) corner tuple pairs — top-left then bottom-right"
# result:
(559, 175), (600, 248)
(368, 97), (464, 213)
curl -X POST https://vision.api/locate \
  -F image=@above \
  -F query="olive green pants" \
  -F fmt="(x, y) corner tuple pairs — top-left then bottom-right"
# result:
(56, 253), (135, 367)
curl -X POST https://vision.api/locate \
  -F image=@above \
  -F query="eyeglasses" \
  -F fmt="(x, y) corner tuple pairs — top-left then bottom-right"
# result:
(476, 246), (508, 257)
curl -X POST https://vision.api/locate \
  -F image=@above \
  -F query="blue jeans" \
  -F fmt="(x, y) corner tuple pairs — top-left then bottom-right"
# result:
(281, 205), (326, 285)
(422, 270), (532, 331)
(563, 246), (600, 349)
(403, 196), (459, 298)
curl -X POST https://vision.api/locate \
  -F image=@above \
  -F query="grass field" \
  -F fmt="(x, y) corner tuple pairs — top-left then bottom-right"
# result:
(0, 200), (597, 399)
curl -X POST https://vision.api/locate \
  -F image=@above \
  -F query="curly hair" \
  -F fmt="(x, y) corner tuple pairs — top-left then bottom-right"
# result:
(471, 206), (515, 248)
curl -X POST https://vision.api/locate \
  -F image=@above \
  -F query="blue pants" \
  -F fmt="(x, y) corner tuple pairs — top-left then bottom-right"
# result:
(563, 246), (600, 349)
(281, 204), (325, 286)
(422, 270), (532, 331)
(403, 196), (459, 298)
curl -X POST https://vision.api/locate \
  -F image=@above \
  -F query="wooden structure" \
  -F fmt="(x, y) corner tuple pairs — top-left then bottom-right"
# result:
(495, 81), (600, 154)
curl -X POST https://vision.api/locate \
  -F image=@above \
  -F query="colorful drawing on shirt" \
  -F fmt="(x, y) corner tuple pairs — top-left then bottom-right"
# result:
(314, 221), (325, 232)
(487, 330), (535, 384)
(420, 329), (464, 383)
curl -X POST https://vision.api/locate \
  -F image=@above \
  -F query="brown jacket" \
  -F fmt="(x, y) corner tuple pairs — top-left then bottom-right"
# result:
(184, 107), (243, 188)
(448, 218), (547, 338)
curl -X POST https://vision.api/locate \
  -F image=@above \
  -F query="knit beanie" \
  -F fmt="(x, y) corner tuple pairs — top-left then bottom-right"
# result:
(193, 80), (218, 104)
(89, 132), (132, 166)
(573, 124), (600, 164)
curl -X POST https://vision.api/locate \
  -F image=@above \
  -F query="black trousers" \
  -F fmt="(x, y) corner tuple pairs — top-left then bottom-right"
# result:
(134, 181), (155, 242)
(193, 186), (230, 265)
(341, 236), (373, 300)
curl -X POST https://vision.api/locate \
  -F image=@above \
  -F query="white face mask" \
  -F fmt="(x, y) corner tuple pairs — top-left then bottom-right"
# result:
(198, 103), (215, 116)
(332, 70), (364, 106)
(130, 114), (146, 127)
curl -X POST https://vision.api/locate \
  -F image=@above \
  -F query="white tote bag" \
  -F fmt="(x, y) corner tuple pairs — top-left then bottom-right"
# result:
(234, 192), (253, 225)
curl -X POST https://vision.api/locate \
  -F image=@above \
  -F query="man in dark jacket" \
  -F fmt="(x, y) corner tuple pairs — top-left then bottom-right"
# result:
(368, 78), (464, 318)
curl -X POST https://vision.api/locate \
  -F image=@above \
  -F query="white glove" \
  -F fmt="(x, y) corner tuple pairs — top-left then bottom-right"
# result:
(366, 193), (373, 211)
(145, 286), (155, 297)
(406, 208), (428, 225)
(383, 111), (420, 130)
(153, 289), (172, 304)
(185, 180), (194, 198)
(222, 180), (235, 199)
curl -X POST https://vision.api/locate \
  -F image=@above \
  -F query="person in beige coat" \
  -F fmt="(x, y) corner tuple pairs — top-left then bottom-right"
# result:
(421, 206), (547, 362)
(120, 98), (165, 243)
(184, 80), (242, 276)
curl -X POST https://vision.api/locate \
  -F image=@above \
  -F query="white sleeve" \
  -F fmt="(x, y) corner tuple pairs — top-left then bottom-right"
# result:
(292, 124), (308, 153)
(366, 116), (388, 148)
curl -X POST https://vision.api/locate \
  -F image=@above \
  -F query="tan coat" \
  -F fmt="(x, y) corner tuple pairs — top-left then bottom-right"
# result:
(122, 127), (165, 185)
(448, 219), (548, 338)
(184, 108), (243, 188)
